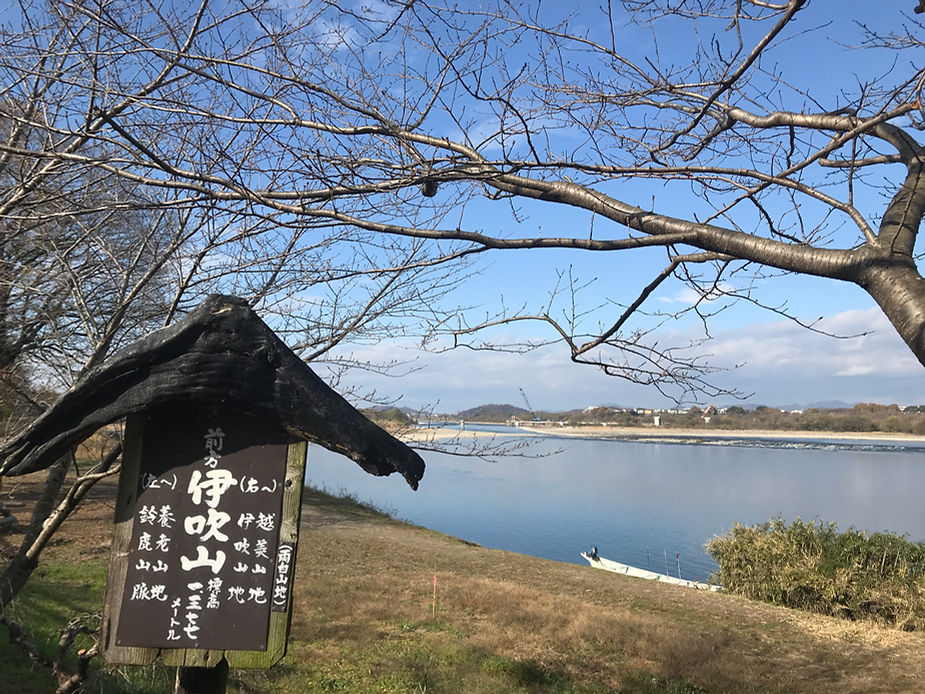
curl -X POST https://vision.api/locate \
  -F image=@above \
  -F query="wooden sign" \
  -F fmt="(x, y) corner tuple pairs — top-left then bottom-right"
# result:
(102, 408), (307, 668)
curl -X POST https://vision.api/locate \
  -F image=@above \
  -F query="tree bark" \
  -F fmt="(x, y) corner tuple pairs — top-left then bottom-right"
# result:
(859, 260), (925, 368)
(0, 457), (68, 609)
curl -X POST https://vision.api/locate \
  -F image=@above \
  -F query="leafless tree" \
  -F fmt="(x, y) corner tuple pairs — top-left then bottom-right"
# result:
(2, 0), (920, 398)
(0, 0), (469, 620)
(2, 0), (925, 679)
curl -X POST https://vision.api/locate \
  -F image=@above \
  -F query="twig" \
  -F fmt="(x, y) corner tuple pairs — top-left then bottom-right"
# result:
(0, 613), (101, 694)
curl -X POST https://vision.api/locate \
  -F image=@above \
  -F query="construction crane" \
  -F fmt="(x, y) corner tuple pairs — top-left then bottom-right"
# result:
(518, 387), (540, 421)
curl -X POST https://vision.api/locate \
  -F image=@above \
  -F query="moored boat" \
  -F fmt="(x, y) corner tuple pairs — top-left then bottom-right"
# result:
(580, 546), (722, 591)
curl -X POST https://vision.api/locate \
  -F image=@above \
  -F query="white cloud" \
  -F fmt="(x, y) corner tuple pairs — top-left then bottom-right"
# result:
(320, 307), (925, 411)
(706, 308), (920, 378)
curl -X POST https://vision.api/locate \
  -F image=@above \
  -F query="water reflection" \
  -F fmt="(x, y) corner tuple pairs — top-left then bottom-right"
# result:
(305, 427), (925, 582)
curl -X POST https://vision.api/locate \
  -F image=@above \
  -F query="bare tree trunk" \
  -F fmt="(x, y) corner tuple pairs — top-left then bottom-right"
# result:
(1, 445), (121, 609)
(860, 261), (925, 368)
(0, 456), (68, 609)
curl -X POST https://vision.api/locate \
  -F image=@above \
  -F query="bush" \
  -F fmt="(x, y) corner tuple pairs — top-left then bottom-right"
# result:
(706, 518), (925, 629)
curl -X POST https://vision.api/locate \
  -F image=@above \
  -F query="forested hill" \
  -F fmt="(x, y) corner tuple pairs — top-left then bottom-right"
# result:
(457, 404), (531, 421)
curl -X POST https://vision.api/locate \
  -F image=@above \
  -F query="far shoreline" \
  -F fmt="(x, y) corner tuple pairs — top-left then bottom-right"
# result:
(402, 423), (925, 445)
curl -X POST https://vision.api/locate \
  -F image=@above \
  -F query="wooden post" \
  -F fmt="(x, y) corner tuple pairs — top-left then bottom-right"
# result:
(175, 658), (229, 694)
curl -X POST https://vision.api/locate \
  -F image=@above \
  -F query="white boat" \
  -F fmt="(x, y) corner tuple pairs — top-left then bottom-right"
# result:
(580, 547), (722, 591)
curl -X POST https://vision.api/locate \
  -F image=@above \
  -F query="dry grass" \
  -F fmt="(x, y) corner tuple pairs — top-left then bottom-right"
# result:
(707, 518), (925, 629)
(284, 487), (925, 693)
(5, 474), (925, 692)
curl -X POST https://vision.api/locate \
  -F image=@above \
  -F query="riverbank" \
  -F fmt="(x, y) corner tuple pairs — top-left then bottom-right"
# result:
(403, 423), (925, 445)
(520, 424), (925, 443)
(4, 475), (925, 692)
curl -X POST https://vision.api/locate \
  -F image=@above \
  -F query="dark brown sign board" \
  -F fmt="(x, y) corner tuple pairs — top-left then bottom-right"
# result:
(102, 408), (307, 669)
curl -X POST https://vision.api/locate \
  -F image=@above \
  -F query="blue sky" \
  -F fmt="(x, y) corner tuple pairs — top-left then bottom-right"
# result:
(333, 301), (925, 413)
(314, 2), (925, 413)
(4, 1), (921, 410)
(329, 188), (925, 411)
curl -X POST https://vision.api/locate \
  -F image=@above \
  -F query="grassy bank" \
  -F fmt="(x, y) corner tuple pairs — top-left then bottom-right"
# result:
(3, 478), (925, 692)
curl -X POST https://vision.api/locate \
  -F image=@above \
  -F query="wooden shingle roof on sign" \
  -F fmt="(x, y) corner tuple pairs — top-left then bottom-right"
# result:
(0, 294), (425, 489)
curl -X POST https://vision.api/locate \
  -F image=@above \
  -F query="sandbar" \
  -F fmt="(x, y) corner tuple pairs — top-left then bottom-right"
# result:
(401, 424), (925, 445)
(517, 424), (925, 444)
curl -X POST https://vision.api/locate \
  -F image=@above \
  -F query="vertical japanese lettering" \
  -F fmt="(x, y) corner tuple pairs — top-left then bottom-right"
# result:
(116, 409), (291, 652)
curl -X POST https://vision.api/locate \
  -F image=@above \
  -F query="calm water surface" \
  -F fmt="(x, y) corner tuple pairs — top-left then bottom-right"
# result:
(305, 425), (925, 582)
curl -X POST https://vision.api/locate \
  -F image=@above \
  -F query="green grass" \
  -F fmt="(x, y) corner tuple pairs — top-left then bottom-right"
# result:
(1, 561), (105, 693)
(1, 561), (174, 693)
(232, 636), (701, 693)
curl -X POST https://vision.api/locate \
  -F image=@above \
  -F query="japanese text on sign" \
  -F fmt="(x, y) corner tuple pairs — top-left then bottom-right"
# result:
(116, 410), (291, 652)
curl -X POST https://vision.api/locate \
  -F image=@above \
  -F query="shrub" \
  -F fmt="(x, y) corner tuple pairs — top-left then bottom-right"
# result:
(706, 518), (925, 629)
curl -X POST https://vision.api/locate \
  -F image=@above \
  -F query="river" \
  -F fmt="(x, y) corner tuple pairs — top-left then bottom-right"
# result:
(304, 424), (925, 582)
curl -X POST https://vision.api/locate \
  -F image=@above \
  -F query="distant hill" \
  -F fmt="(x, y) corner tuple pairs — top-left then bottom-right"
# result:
(457, 403), (529, 421)
(361, 406), (415, 430)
